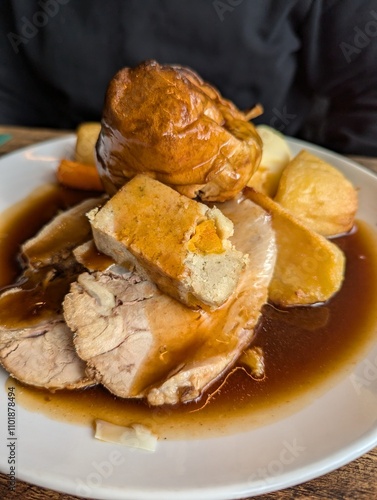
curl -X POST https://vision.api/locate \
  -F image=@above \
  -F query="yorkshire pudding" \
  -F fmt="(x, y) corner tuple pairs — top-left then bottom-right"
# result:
(96, 60), (262, 202)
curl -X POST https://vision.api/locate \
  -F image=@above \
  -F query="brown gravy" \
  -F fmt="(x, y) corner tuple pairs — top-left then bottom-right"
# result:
(2, 185), (377, 439)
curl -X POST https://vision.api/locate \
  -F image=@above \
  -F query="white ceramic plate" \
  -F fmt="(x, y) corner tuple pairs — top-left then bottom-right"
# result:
(0, 136), (377, 500)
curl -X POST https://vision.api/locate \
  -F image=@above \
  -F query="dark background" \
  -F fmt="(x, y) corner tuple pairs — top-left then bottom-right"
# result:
(1, 0), (377, 155)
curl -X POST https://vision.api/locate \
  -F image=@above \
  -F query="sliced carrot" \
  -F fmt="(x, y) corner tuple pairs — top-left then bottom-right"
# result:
(56, 159), (104, 192)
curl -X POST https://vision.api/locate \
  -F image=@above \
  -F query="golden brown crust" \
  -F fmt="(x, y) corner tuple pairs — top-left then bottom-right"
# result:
(274, 150), (358, 237)
(96, 60), (262, 201)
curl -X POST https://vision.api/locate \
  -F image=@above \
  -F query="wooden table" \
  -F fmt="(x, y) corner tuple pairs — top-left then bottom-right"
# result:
(0, 125), (376, 500)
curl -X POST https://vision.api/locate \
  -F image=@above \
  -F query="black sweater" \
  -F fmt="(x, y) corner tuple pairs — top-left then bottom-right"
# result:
(1, 0), (377, 155)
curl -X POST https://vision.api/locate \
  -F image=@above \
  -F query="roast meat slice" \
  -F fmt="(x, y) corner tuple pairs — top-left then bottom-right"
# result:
(22, 196), (105, 271)
(0, 312), (93, 390)
(64, 197), (276, 405)
(0, 197), (104, 390)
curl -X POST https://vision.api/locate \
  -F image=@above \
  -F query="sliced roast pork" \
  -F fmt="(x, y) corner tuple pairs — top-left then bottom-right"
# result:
(0, 269), (94, 389)
(0, 198), (104, 389)
(64, 196), (276, 405)
(22, 197), (105, 270)
(0, 313), (92, 390)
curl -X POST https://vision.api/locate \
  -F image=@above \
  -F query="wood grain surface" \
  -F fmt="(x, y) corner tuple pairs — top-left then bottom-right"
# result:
(0, 126), (376, 500)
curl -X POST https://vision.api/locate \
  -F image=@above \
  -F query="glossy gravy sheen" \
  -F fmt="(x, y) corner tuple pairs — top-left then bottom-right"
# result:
(2, 185), (377, 439)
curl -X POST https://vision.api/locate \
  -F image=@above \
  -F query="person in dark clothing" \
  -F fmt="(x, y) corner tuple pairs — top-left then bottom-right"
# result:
(1, 0), (377, 155)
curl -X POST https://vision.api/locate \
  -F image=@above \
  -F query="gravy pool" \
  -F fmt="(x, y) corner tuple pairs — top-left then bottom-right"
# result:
(2, 185), (377, 439)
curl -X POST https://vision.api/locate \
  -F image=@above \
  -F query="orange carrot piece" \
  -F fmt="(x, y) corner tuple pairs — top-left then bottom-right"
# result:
(56, 159), (104, 191)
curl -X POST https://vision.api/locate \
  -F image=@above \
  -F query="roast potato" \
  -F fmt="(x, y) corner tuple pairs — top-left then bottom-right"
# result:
(245, 188), (345, 307)
(75, 122), (101, 165)
(274, 150), (358, 237)
(96, 60), (262, 202)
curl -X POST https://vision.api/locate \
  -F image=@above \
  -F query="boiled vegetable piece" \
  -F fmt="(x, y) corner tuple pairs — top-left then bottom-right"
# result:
(95, 420), (157, 451)
(57, 159), (104, 192)
(247, 125), (291, 197)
